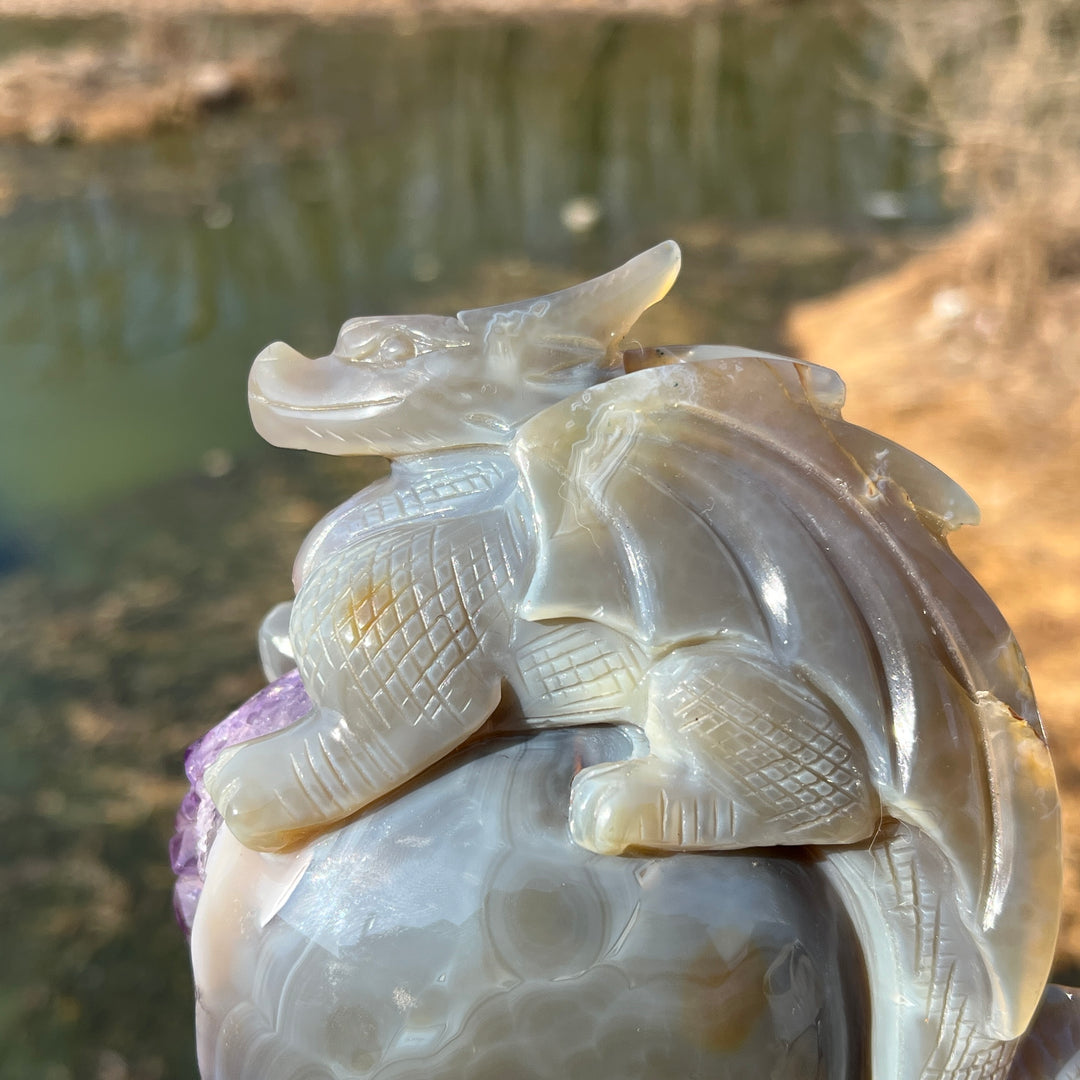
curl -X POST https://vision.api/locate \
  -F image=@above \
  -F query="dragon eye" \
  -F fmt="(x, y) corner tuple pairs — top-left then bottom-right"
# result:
(337, 328), (417, 364)
(379, 332), (416, 363)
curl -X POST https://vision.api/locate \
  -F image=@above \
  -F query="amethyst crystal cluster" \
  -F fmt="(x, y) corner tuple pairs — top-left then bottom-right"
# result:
(171, 670), (309, 936)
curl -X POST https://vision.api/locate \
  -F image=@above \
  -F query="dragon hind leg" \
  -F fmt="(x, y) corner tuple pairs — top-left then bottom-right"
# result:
(570, 644), (879, 855)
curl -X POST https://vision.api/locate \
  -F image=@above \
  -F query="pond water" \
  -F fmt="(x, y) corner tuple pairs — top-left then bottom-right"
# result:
(0, 9), (944, 537)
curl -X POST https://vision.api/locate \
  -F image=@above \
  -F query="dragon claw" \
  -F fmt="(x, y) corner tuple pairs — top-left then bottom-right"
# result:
(203, 742), (318, 853)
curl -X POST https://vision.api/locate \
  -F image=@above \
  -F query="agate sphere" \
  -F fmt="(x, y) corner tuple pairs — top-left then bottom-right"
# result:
(176, 673), (866, 1080)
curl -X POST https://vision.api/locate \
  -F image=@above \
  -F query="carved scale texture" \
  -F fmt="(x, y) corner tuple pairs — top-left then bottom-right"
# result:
(664, 665), (866, 831)
(826, 826), (1019, 1080)
(294, 452), (520, 588)
(292, 507), (530, 736)
(511, 624), (647, 723)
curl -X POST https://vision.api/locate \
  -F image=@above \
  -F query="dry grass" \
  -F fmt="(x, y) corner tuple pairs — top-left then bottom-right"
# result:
(866, 0), (1080, 362)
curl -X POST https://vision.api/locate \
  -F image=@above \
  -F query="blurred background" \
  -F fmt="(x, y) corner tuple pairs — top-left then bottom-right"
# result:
(0, 1), (1076, 1077)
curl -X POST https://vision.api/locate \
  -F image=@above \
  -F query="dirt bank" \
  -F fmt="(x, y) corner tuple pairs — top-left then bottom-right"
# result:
(0, 21), (289, 144)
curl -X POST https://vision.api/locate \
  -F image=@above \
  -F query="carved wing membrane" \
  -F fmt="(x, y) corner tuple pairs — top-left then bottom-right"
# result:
(512, 353), (1059, 1034)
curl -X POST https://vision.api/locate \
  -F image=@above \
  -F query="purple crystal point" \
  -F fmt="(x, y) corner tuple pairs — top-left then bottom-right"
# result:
(170, 668), (311, 936)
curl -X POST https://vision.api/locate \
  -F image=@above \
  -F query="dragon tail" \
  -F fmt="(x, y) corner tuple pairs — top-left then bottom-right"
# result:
(822, 695), (1060, 1080)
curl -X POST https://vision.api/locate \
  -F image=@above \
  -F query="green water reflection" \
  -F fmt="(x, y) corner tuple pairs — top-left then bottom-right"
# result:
(0, 10), (943, 528)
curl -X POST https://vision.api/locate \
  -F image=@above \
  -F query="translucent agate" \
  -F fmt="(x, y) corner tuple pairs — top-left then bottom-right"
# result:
(183, 242), (1071, 1079)
(183, 685), (865, 1078)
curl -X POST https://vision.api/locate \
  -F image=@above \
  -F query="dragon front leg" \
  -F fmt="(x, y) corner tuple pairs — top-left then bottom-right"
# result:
(570, 644), (879, 854)
(205, 518), (519, 852)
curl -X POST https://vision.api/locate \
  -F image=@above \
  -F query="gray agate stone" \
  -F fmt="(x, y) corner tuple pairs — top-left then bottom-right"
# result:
(181, 243), (1072, 1079)
(183, 689), (864, 1079)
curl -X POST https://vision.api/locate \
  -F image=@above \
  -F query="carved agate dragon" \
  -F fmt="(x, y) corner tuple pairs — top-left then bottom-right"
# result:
(204, 242), (1062, 1080)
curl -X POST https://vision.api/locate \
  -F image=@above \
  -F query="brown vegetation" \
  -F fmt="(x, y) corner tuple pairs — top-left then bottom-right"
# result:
(863, 0), (1080, 350)
(0, 21), (289, 144)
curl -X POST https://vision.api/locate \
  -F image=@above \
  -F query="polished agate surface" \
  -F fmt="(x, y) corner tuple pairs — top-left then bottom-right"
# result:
(181, 242), (1070, 1079)
(183, 693), (864, 1079)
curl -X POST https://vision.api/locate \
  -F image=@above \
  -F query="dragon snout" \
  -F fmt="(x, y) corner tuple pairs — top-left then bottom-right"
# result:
(249, 341), (343, 407)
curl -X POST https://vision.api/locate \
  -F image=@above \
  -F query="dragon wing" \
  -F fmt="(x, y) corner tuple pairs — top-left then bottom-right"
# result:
(511, 350), (1058, 1036)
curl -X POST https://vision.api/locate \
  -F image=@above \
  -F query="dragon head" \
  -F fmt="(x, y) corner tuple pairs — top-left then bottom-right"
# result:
(247, 241), (681, 456)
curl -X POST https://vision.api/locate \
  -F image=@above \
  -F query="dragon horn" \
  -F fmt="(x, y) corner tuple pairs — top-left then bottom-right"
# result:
(457, 241), (682, 372)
